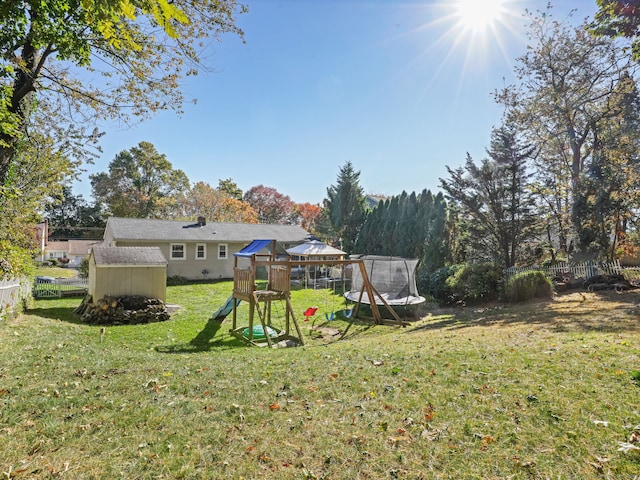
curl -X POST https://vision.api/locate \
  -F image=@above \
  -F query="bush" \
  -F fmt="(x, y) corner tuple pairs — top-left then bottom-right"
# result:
(417, 264), (463, 304)
(167, 275), (189, 286)
(77, 257), (90, 278)
(503, 270), (554, 302)
(445, 262), (503, 305)
(0, 242), (35, 279)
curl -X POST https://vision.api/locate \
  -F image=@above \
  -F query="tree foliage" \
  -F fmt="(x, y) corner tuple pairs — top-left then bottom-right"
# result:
(243, 185), (296, 225)
(495, 7), (639, 259)
(574, 72), (640, 259)
(0, 127), (79, 276)
(295, 202), (323, 235)
(325, 161), (366, 253)
(592, 0), (640, 57)
(217, 178), (243, 200)
(45, 185), (105, 239)
(0, 0), (247, 189)
(355, 189), (449, 270)
(181, 181), (257, 223)
(90, 141), (189, 218)
(440, 126), (538, 269)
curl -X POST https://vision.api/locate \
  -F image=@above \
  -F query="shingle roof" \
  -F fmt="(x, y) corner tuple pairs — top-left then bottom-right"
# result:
(92, 246), (167, 266)
(68, 240), (102, 256)
(105, 217), (310, 243)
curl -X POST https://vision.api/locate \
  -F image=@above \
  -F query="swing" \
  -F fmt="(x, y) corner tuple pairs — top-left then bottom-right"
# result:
(342, 303), (354, 318)
(324, 265), (337, 321)
(303, 306), (318, 322)
(339, 264), (354, 318)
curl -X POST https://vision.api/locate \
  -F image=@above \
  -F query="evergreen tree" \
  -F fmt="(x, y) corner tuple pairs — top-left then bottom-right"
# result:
(325, 161), (366, 253)
(440, 125), (537, 269)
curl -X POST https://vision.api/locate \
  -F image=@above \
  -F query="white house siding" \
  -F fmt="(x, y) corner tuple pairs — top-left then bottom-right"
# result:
(114, 241), (243, 280)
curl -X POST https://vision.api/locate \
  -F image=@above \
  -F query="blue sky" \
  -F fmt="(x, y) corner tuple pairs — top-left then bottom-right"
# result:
(77, 0), (598, 205)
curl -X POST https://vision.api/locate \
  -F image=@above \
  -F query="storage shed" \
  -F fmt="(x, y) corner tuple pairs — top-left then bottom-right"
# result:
(89, 246), (167, 302)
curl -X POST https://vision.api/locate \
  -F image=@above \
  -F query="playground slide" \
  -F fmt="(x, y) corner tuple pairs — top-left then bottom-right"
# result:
(211, 295), (241, 321)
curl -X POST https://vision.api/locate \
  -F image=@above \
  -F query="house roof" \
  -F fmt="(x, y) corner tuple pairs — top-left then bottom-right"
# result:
(92, 246), (167, 266)
(46, 241), (69, 252)
(105, 217), (310, 244)
(68, 240), (102, 256)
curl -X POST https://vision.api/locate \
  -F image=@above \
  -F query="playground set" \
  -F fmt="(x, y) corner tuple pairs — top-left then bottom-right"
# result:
(211, 239), (410, 347)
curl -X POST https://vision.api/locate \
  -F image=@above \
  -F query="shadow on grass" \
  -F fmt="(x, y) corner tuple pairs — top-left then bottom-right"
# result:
(155, 319), (246, 353)
(406, 289), (640, 335)
(26, 305), (84, 325)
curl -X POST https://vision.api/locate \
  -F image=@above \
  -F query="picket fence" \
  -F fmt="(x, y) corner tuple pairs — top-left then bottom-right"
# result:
(0, 277), (31, 321)
(32, 277), (88, 299)
(505, 259), (640, 283)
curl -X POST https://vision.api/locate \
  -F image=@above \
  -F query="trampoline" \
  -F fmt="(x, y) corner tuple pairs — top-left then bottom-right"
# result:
(345, 255), (426, 306)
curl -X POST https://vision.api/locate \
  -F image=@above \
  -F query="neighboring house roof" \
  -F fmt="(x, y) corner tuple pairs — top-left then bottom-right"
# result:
(46, 241), (70, 252)
(92, 246), (167, 266)
(68, 240), (102, 256)
(365, 195), (388, 210)
(105, 217), (310, 243)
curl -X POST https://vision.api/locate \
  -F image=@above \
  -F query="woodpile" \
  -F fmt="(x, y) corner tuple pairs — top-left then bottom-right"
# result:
(583, 274), (636, 292)
(75, 295), (170, 325)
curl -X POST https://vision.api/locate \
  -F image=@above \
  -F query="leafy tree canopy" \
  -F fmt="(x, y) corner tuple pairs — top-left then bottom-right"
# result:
(0, 0), (247, 188)
(90, 141), (189, 218)
(243, 185), (296, 225)
(593, 0), (640, 57)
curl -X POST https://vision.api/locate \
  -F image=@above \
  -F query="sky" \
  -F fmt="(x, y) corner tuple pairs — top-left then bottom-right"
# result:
(75, 0), (599, 205)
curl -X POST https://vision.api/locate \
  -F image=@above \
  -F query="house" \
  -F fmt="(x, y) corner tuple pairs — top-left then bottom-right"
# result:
(44, 239), (102, 267)
(88, 246), (167, 301)
(102, 217), (310, 280)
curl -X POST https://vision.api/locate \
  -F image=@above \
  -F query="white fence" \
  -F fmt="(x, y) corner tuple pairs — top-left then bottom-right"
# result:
(506, 260), (640, 283)
(33, 277), (88, 299)
(0, 277), (31, 321)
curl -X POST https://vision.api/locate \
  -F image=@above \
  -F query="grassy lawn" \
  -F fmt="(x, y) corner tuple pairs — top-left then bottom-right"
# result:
(1, 281), (640, 479)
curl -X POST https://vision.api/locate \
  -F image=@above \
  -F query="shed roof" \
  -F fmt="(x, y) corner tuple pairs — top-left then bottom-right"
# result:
(92, 246), (167, 266)
(105, 217), (310, 243)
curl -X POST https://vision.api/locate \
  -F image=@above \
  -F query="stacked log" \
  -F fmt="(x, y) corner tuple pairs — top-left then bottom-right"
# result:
(79, 295), (170, 325)
(584, 274), (636, 292)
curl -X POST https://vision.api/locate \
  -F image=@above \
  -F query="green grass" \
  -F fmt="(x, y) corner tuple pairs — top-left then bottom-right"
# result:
(2, 283), (640, 478)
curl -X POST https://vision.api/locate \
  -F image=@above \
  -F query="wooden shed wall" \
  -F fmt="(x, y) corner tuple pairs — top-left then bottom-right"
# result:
(89, 265), (167, 301)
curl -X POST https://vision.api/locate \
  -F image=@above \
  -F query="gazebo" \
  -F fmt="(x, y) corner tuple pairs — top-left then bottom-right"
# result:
(286, 240), (346, 287)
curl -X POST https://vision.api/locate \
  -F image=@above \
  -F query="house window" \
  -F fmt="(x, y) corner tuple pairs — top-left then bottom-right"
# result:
(196, 243), (207, 260)
(218, 244), (228, 260)
(170, 243), (186, 260)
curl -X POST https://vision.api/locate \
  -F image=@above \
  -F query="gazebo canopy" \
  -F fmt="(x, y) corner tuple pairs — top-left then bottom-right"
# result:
(286, 240), (345, 257)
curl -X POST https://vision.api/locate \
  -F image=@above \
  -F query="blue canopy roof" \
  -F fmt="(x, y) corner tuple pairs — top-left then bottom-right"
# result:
(234, 239), (276, 258)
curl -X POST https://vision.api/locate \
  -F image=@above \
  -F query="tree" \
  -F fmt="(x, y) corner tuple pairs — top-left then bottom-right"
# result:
(440, 126), (537, 269)
(495, 7), (637, 257)
(0, 129), (79, 275)
(45, 185), (105, 239)
(325, 161), (366, 253)
(217, 178), (243, 200)
(592, 0), (640, 57)
(0, 0), (247, 190)
(90, 141), (189, 218)
(243, 185), (296, 224)
(181, 181), (257, 223)
(295, 202), (323, 234)
(354, 189), (449, 268)
(575, 72), (640, 259)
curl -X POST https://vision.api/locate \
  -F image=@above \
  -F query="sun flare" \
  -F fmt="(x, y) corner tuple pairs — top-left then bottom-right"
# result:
(455, 0), (506, 32)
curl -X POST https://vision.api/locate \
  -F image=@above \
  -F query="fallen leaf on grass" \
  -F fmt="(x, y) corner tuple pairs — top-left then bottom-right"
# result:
(269, 402), (281, 411)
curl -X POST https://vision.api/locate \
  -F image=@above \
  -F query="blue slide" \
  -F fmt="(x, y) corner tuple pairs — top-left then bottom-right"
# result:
(211, 295), (241, 321)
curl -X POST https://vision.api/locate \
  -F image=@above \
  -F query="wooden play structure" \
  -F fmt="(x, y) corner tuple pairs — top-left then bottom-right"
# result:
(228, 240), (407, 347)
